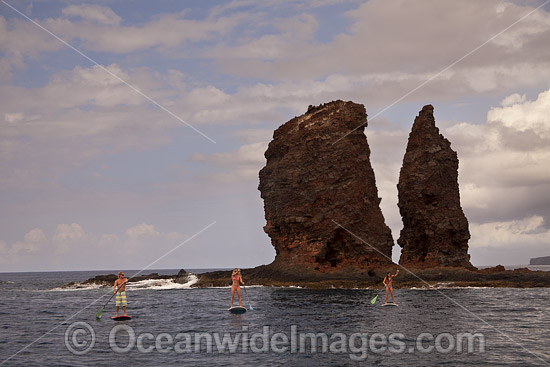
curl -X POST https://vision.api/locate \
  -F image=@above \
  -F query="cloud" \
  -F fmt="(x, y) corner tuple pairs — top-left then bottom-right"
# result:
(488, 89), (550, 136)
(43, 10), (243, 54)
(125, 223), (184, 242)
(470, 215), (550, 249)
(9, 228), (48, 256)
(0, 15), (63, 79)
(215, 0), (550, 102)
(62, 4), (122, 25)
(190, 141), (268, 182)
(500, 93), (526, 107)
(445, 88), (550, 232)
(0, 222), (187, 270)
(126, 223), (160, 238)
(53, 223), (86, 253)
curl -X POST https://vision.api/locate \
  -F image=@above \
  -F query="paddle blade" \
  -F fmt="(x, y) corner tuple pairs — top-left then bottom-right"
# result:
(370, 295), (378, 305)
(249, 304), (253, 311)
(96, 306), (104, 319)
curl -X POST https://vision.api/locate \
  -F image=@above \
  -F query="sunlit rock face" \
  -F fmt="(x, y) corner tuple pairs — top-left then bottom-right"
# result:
(259, 100), (394, 272)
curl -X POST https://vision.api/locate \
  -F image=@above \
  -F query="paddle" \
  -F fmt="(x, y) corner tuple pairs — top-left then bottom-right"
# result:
(370, 288), (385, 305)
(243, 285), (253, 311)
(96, 280), (128, 319)
(370, 294), (379, 305)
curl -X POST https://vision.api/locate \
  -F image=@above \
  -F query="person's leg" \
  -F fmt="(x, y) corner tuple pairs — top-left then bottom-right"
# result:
(385, 286), (389, 303)
(231, 287), (235, 307)
(390, 287), (395, 303)
(116, 292), (121, 316)
(121, 292), (127, 315)
(237, 287), (242, 306)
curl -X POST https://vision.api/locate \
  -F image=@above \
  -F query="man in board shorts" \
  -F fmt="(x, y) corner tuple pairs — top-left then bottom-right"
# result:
(114, 271), (128, 317)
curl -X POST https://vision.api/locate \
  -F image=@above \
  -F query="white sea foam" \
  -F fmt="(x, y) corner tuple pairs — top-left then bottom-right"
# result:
(48, 274), (199, 291)
(128, 275), (199, 290)
(48, 282), (106, 292)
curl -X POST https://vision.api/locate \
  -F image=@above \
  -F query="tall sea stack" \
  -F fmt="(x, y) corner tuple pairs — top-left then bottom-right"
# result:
(397, 105), (473, 268)
(258, 101), (394, 272)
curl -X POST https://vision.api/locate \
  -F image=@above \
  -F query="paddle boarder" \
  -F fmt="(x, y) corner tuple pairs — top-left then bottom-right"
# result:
(113, 271), (128, 317)
(383, 269), (399, 305)
(230, 268), (245, 308)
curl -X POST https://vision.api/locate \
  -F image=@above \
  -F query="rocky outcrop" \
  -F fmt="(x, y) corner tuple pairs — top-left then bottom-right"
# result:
(397, 105), (473, 269)
(195, 266), (550, 288)
(61, 269), (192, 288)
(530, 256), (550, 265)
(258, 100), (394, 272)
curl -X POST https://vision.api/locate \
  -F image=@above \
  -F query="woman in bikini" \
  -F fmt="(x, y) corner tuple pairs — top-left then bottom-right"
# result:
(230, 268), (245, 308)
(383, 269), (399, 305)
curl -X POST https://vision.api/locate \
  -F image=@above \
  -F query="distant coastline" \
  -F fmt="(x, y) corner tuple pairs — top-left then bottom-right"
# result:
(530, 256), (550, 265)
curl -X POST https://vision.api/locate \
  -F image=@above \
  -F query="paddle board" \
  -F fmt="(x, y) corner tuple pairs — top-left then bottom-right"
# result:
(382, 303), (398, 307)
(111, 315), (132, 321)
(228, 306), (247, 314)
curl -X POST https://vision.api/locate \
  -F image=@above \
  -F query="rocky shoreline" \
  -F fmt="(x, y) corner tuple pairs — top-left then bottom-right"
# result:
(194, 265), (550, 289)
(68, 265), (550, 289)
(63, 269), (191, 289)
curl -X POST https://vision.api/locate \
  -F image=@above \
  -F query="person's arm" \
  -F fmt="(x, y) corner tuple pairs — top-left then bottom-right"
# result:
(394, 270), (400, 277)
(113, 280), (118, 294)
(240, 276), (245, 285)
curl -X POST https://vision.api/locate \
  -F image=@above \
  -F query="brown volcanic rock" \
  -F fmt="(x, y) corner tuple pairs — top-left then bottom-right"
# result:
(258, 100), (394, 272)
(397, 105), (474, 269)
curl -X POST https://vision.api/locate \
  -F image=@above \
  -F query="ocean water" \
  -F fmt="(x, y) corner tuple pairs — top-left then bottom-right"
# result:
(0, 270), (549, 366)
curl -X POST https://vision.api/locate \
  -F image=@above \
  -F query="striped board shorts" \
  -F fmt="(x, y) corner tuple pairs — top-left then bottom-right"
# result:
(116, 291), (127, 306)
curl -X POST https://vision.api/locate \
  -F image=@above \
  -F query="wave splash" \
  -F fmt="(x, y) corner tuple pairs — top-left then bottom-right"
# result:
(49, 274), (199, 291)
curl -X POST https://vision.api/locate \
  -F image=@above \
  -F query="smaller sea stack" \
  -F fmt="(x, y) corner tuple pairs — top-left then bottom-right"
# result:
(397, 105), (473, 269)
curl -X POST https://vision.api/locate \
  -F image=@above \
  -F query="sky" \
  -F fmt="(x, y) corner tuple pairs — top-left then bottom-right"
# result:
(1, 0), (549, 272)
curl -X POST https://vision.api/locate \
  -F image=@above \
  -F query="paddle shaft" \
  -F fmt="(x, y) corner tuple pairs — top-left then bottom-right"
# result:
(243, 285), (253, 310)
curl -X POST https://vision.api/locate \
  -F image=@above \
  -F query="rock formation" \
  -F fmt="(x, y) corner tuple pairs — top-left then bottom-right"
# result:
(258, 100), (394, 272)
(397, 105), (473, 268)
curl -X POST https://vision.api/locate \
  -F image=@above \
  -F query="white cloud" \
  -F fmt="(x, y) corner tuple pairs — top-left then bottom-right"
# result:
(3, 112), (24, 123)
(9, 228), (47, 256)
(488, 89), (550, 136)
(0, 15), (62, 79)
(445, 87), (550, 232)
(470, 215), (550, 249)
(53, 223), (88, 253)
(43, 10), (243, 54)
(62, 4), (122, 25)
(190, 141), (268, 182)
(500, 93), (526, 107)
(215, 0), (550, 101)
(125, 223), (184, 242)
(126, 223), (160, 238)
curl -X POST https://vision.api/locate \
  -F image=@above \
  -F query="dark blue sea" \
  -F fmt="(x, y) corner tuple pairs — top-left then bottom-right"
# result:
(1, 268), (549, 366)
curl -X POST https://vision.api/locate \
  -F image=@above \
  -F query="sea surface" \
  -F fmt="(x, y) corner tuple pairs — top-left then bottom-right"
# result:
(1, 268), (549, 366)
